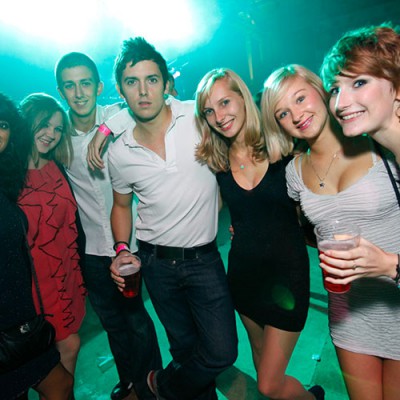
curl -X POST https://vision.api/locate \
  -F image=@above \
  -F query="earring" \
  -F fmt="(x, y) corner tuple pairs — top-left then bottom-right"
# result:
(163, 93), (169, 100)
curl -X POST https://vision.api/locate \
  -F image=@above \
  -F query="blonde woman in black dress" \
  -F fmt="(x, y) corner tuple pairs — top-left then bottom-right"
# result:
(195, 69), (323, 400)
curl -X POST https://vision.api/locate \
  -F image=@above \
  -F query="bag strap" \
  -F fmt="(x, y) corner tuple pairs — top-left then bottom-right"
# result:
(376, 143), (400, 208)
(20, 218), (46, 316)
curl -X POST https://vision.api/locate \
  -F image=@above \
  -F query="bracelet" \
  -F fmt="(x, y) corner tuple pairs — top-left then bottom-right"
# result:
(113, 241), (130, 251)
(115, 244), (130, 256)
(394, 254), (400, 289)
(98, 124), (111, 136)
(113, 241), (130, 256)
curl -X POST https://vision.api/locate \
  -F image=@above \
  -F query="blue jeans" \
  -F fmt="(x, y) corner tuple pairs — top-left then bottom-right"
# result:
(140, 248), (238, 400)
(82, 255), (162, 400)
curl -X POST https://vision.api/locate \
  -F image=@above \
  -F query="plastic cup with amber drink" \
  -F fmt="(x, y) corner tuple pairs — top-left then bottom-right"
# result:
(314, 221), (360, 294)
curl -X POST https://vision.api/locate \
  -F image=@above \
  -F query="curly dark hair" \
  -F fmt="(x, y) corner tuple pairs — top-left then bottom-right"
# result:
(0, 93), (30, 202)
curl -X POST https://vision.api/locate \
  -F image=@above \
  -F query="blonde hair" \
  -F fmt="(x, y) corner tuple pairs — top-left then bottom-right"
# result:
(262, 65), (328, 149)
(19, 93), (73, 167)
(195, 68), (274, 173)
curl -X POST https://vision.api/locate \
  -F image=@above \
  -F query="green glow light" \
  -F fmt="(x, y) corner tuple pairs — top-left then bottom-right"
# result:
(271, 284), (295, 311)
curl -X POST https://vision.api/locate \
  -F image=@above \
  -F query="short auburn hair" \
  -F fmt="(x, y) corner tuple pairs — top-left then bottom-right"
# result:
(321, 23), (400, 92)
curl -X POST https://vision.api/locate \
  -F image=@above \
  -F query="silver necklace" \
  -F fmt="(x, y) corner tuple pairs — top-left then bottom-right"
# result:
(308, 150), (340, 188)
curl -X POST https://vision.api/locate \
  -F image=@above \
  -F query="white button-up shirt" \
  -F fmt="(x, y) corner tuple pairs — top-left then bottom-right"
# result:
(66, 104), (138, 257)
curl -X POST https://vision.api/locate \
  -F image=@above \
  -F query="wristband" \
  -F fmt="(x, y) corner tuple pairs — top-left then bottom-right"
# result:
(98, 124), (111, 137)
(114, 241), (130, 256)
(394, 254), (400, 289)
(115, 244), (130, 256)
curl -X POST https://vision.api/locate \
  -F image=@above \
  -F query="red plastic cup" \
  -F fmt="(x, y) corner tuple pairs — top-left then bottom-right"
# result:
(314, 221), (360, 294)
(117, 256), (141, 298)
(317, 249), (351, 293)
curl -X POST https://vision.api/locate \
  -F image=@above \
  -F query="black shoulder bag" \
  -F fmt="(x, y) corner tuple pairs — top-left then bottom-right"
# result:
(376, 143), (400, 288)
(0, 223), (56, 374)
(376, 143), (400, 206)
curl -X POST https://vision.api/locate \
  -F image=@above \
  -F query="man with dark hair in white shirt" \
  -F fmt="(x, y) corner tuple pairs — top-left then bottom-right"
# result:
(88, 38), (238, 400)
(56, 52), (162, 400)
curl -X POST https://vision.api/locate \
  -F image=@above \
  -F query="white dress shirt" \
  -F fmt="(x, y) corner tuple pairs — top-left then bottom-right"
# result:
(107, 98), (218, 247)
(66, 104), (138, 256)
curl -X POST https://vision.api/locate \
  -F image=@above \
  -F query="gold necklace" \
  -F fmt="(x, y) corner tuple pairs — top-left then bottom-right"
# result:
(308, 149), (340, 189)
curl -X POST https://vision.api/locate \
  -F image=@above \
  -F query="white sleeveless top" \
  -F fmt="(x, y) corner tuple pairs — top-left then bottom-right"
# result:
(286, 151), (400, 359)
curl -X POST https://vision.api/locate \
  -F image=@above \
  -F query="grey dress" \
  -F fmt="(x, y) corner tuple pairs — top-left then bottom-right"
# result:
(286, 151), (400, 360)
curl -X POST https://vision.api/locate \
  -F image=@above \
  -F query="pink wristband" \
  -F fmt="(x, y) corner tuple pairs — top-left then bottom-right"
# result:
(115, 243), (130, 255)
(98, 124), (111, 136)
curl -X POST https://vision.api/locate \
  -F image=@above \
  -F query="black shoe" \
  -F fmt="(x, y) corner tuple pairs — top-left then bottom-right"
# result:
(111, 382), (133, 400)
(308, 385), (325, 400)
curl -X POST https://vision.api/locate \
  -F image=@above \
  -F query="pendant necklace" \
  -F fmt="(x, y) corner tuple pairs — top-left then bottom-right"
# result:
(308, 149), (340, 189)
(229, 149), (250, 171)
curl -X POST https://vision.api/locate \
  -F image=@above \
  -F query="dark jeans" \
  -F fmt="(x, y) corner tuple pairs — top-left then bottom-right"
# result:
(140, 248), (238, 400)
(82, 255), (162, 400)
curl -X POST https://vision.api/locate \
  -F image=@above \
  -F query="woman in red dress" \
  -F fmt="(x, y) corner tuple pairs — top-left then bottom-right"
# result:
(18, 93), (86, 382)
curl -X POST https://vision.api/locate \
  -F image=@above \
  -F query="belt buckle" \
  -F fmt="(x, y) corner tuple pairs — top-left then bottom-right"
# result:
(171, 247), (194, 260)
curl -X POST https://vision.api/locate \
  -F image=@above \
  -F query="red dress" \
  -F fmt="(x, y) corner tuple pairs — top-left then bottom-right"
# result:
(18, 161), (86, 341)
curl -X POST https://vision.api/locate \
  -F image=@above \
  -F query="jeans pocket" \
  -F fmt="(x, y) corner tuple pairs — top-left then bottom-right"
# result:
(138, 250), (155, 269)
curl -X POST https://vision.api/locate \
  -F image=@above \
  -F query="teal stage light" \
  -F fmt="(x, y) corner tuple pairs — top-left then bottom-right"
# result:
(0, 0), (221, 65)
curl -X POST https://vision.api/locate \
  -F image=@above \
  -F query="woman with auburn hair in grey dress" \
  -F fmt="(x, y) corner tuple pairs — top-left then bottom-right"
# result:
(263, 64), (400, 400)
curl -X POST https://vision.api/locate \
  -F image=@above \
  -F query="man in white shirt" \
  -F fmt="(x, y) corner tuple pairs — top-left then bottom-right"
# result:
(90, 38), (238, 400)
(55, 52), (162, 400)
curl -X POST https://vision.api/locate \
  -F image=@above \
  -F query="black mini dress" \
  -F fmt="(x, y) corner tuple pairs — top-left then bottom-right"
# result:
(217, 158), (310, 332)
